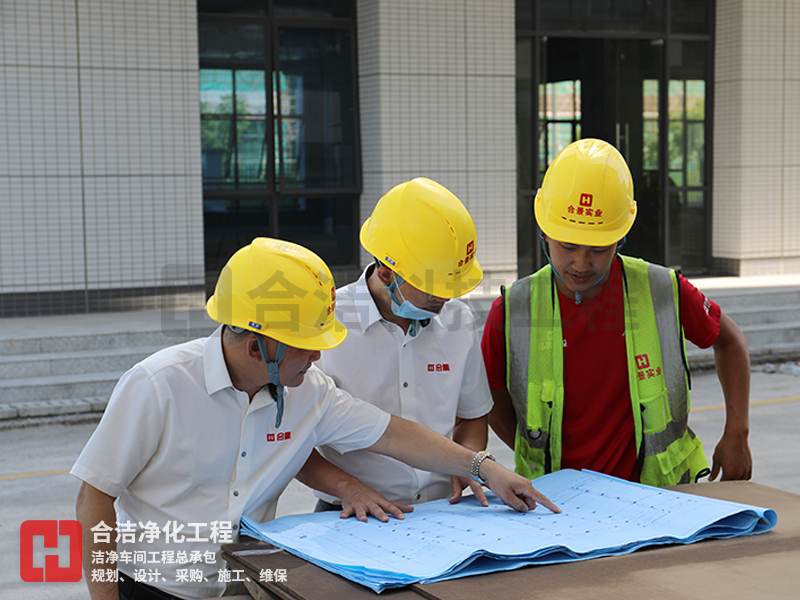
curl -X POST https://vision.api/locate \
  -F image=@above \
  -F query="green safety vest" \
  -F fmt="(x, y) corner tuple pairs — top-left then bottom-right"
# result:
(503, 255), (709, 487)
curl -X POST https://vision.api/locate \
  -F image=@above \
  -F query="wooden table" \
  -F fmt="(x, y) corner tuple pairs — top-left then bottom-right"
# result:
(222, 481), (800, 600)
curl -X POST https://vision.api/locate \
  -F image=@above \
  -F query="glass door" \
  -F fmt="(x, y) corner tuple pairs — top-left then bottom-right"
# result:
(539, 37), (665, 265)
(666, 41), (710, 273)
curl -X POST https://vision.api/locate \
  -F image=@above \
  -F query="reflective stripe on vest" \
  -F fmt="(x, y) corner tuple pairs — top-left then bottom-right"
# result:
(504, 255), (708, 487)
(643, 261), (688, 456)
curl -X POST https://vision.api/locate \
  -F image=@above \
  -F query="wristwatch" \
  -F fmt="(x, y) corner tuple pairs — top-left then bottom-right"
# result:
(470, 450), (496, 484)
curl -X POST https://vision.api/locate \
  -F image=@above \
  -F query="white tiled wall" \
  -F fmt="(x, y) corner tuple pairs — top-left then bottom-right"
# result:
(4, 0), (798, 310)
(714, 0), (800, 275)
(0, 0), (203, 302)
(356, 0), (518, 291)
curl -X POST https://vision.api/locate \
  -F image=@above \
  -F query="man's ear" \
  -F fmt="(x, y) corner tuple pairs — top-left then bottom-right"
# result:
(247, 335), (264, 361)
(374, 264), (394, 285)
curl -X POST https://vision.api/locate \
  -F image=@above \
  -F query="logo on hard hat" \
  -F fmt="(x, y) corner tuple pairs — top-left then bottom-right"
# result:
(385, 256), (396, 267)
(567, 199), (603, 218)
(458, 240), (476, 268)
(325, 287), (336, 316)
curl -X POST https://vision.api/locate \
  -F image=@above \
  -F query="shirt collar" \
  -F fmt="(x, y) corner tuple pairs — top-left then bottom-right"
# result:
(353, 264), (386, 334)
(203, 325), (236, 396)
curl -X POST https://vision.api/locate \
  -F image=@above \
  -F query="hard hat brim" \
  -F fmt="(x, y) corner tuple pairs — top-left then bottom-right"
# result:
(535, 197), (637, 248)
(207, 298), (348, 351)
(423, 258), (484, 299)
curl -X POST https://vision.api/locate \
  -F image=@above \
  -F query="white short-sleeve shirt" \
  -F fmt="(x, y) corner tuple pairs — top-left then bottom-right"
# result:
(315, 266), (493, 505)
(71, 327), (389, 599)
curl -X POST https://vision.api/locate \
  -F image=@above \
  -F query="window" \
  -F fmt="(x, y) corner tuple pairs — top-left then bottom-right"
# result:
(517, 2), (713, 274)
(198, 1), (360, 293)
(538, 80), (581, 175)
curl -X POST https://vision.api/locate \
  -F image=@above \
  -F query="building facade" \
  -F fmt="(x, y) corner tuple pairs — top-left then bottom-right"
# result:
(0, 0), (797, 317)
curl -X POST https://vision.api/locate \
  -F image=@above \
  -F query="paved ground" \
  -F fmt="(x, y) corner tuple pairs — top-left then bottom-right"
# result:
(1, 367), (797, 599)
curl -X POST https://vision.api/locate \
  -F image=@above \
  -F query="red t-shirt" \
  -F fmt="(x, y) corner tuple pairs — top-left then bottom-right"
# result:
(480, 258), (721, 482)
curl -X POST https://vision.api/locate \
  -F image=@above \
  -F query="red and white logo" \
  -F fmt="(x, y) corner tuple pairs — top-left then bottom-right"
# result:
(20, 520), (83, 583)
(427, 363), (450, 372)
(459, 240), (476, 268)
(635, 354), (650, 370)
(266, 431), (292, 442)
(579, 193), (593, 207)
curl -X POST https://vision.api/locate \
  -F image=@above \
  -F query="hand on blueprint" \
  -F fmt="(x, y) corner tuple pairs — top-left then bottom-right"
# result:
(338, 478), (415, 523)
(368, 415), (561, 514)
(449, 475), (489, 506)
(481, 460), (561, 514)
(296, 449), (413, 523)
(710, 429), (753, 481)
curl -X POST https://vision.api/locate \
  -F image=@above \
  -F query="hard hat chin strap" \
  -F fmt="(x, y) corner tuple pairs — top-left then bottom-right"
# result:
(256, 335), (286, 428)
(539, 229), (625, 305)
(539, 229), (572, 298)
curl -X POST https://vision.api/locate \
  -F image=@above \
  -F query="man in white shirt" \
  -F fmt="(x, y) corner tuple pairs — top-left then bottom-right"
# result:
(73, 237), (558, 600)
(300, 178), (494, 518)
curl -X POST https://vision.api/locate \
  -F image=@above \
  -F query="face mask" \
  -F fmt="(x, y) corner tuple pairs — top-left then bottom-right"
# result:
(385, 276), (440, 321)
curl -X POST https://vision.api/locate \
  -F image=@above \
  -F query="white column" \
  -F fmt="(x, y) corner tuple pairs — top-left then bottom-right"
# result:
(714, 0), (800, 275)
(356, 0), (518, 292)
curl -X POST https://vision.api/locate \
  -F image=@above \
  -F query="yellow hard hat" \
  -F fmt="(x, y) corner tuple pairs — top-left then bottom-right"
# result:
(360, 178), (484, 298)
(535, 139), (637, 247)
(206, 238), (347, 351)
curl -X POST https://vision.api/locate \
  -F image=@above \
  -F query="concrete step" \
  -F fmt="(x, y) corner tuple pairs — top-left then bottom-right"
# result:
(687, 340), (800, 370)
(0, 281), (796, 413)
(0, 397), (109, 420)
(0, 308), (217, 408)
(704, 287), (800, 311)
(738, 320), (800, 348)
(0, 371), (122, 404)
(0, 345), (166, 379)
(724, 305), (800, 326)
(0, 327), (214, 357)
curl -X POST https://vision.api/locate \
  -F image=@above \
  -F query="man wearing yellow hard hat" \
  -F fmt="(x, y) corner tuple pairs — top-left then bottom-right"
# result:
(297, 178), (493, 519)
(73, 237), (558, 600)
(482, 138), (753, 488)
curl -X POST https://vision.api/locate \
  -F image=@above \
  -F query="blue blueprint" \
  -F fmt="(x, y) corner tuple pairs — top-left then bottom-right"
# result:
(240, 469), (778, 593)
